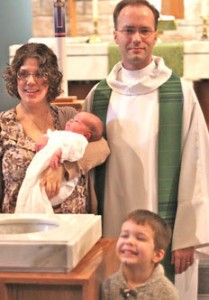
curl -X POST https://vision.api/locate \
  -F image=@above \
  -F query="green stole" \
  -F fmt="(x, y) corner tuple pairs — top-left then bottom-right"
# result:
(92, 73), (182, 282)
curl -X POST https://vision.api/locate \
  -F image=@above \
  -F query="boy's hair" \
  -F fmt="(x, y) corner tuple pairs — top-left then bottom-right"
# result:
(113, 0), (160, 31)
(124, 209), (172, 251)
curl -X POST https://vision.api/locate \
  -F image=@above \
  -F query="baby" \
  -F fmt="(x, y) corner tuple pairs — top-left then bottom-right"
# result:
(36, 111), (104, 169)
(15, 112), (103, 213)
(102, 209), (179, 300)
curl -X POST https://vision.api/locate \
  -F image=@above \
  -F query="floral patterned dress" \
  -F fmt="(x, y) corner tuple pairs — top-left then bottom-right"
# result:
(0, 105), (88, 214)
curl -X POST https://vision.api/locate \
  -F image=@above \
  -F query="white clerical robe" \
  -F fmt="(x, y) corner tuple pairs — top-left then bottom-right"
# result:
(84, 56), (209, 300)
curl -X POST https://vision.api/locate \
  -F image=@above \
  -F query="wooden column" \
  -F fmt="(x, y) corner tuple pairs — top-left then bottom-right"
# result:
(161, 0), (184, 19)
(68, 0), (78, 36)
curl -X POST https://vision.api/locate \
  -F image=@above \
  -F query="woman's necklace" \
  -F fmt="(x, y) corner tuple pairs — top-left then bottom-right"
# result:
(30, 110), (50, 133)
(17, 104), (52, 134)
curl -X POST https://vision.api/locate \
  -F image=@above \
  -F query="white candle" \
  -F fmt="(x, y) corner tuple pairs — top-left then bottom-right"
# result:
(201, 0), (208, 17)
(92, 0), (98, 20)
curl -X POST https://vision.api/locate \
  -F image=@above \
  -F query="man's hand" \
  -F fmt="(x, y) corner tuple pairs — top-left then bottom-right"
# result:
(172, 247), (194, 274)
(40, 165), (64, 199)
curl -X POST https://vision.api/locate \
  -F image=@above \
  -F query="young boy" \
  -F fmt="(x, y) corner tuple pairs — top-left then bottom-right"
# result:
(102, 209), (179, 300)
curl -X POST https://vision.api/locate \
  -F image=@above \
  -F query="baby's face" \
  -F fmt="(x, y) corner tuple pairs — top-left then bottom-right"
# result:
(65, 114), (90, 136)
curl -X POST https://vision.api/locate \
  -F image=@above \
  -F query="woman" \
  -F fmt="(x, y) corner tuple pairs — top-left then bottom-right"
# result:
(0, 43), (109, 213)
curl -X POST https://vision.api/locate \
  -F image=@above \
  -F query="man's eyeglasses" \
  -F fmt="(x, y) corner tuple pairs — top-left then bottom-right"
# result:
(117, 27), (155, 39)
(17, 71), (48, 81)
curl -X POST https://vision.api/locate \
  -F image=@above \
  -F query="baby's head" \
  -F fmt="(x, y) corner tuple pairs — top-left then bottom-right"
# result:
(65, 112), (103, 141)
(116, 209), (172, 267)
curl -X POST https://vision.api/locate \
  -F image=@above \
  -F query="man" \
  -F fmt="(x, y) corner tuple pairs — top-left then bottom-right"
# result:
(83, 0), (209, 298)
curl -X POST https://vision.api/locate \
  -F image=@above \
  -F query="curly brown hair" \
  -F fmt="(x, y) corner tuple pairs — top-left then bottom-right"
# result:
(4, 43), (63, 102)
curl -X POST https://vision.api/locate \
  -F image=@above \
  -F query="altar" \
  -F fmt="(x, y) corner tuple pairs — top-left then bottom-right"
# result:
(9, 38), (209, 126)
(9, 38), (209, 82)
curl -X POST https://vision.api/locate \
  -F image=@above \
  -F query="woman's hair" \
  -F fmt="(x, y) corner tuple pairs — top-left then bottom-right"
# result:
(4, 43), (63, 102)
(124, 209), (172, 251)
(113, 0), (160, 30)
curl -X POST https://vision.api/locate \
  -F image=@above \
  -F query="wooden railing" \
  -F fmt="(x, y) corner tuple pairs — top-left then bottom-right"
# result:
(52, 96), (84, 111)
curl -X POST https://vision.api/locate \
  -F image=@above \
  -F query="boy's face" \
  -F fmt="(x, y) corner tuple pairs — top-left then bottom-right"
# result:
(116, 220), (164, 269)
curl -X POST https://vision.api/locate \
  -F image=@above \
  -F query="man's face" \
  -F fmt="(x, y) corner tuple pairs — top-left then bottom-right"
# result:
(114, 4), (158, 70)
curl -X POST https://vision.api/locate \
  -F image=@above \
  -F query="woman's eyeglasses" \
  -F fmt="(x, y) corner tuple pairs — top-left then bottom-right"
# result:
(17, 71), (48, 81)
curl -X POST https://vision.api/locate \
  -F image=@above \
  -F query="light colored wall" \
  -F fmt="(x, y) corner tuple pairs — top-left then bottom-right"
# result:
(32, 0), (208, 38)
(0, 0), (32, 111)
(1, 0), (207, 110)
(32, 0), (117, 38)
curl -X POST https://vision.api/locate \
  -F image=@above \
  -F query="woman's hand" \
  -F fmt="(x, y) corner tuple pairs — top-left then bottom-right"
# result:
(40, 165), (64, 199)
(35, 135), (49, 152)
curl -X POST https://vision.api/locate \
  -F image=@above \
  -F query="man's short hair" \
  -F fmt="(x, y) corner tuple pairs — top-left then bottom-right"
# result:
(113, 0), (160, 30)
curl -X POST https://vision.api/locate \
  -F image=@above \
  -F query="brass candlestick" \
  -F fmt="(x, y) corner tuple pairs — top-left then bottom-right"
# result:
(201, 16), (208, 40)
(89, 19), (101, 43)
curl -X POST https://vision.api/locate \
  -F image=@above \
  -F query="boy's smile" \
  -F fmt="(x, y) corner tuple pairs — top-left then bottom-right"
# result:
(116, 220), (164, 269)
